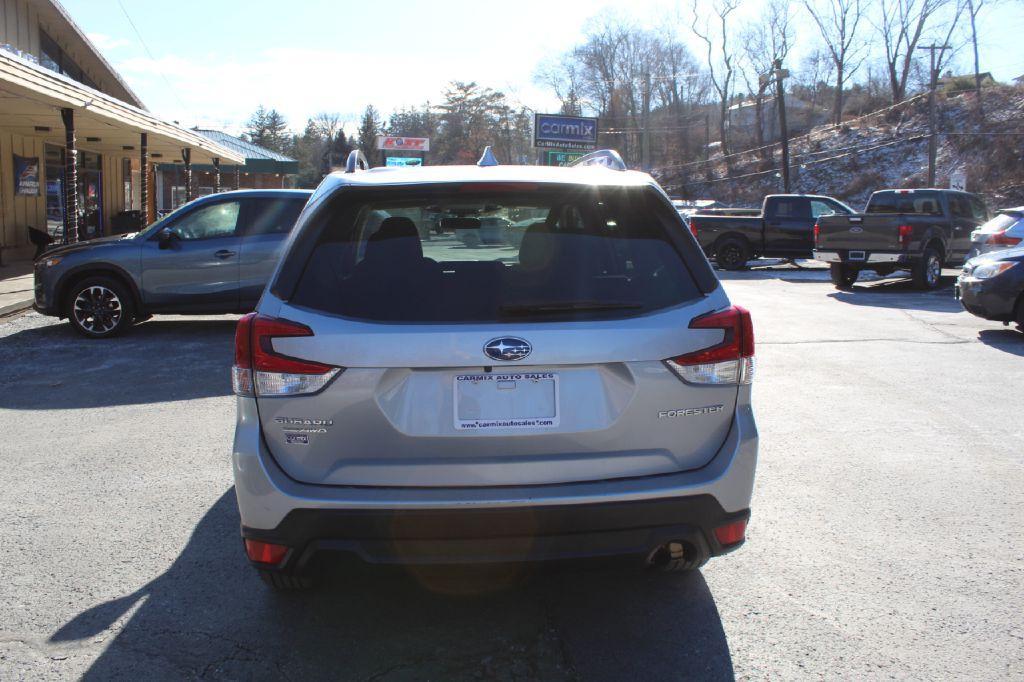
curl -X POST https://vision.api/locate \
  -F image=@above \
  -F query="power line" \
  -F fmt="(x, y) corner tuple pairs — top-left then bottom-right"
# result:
(116, 0), (194, 123)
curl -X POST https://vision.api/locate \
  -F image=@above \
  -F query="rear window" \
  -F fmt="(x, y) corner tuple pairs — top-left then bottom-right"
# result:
(979, 213), (1024, 233)
(866, 191), (944, 215)
(286, 184), (701, 323)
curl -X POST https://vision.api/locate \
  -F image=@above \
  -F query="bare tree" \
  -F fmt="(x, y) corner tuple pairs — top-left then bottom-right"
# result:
(739, 0), (792, 151)
(690, 0), (741, 156)
(803, 0), (866, 125)
(965, 0), (987, 116)
(878, 0), (963, 104)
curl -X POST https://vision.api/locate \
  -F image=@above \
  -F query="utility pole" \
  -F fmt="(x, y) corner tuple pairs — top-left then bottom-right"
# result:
(769, 59), (791, 193)
(918, 43), (949, 187)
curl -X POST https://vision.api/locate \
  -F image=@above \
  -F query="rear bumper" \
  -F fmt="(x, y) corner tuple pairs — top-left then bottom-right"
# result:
(814, 250), (905, 265)
(232, 398), (758, 570)
(243, 497), (750, 571)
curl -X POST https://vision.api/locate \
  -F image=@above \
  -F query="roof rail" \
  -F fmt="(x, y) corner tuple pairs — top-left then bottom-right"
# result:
(569, 149), (627, 171)
(477, 146), (499, 167)
(345, 149), (368, 173)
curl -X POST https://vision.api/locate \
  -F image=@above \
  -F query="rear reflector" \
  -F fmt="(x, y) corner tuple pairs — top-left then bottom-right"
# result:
(713, 519), (747, 546)
(244, 539), (289, 565)
(665, 306), (755, 385)
(232, 314), (342, 397)
(989, 231), (1022, 246)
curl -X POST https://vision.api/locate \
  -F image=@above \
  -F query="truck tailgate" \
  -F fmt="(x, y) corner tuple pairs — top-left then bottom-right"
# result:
(816, 215), (901, 251)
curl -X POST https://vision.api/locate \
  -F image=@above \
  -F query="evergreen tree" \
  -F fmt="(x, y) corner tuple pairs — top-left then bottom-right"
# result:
(243, 105), (290, 153)
(356, 105), (384, 165)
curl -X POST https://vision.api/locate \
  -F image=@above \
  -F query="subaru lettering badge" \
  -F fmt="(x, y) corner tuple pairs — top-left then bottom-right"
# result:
(484, 337), (532, 362)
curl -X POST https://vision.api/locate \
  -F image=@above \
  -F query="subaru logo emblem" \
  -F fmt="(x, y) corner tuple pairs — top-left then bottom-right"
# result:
(484, 337), (532, 362)
(849, 226), (863, 233)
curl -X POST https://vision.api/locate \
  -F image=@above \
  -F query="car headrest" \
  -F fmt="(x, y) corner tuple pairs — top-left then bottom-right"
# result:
(365, 217), (423, 262)
(518, 222), (557, 271)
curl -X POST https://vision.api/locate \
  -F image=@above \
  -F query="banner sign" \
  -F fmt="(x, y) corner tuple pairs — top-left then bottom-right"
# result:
(377, 136), (430, 152)
(534, 114), (598, 150)
(14, 155), (40, 196)
(386, 156), (423, 167)
(545, 150), (585, 166)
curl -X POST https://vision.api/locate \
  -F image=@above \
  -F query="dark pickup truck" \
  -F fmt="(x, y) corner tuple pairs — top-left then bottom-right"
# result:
(814, 189), (989, 290)
(689, 194), (854, 270)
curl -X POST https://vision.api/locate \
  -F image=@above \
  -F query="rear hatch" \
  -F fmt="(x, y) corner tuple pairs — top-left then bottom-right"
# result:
(250, 182), (742, 488)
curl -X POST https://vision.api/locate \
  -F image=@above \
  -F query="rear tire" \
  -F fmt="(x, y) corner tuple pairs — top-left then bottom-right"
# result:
(912, 247), (943, 290)
(66, 276), (135, 338)
(829, 263), (860, 289)
(257, 569), (314, 591)
(715, 238), (750, 271)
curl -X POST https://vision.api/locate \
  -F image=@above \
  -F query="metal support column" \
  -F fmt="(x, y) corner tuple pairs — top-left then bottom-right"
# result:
(213, 157), (221, 193)
(140, 133), (150, 226)
(235, 166), (240, 190)
(182, 148), (192, 202)
(60, 108), (79, 244)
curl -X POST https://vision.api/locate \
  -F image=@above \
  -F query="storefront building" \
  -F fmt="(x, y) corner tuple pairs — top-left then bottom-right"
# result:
(0, 0), (243, 263)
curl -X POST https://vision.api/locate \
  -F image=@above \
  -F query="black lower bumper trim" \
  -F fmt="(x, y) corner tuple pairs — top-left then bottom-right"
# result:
(242, 495), (749, 571)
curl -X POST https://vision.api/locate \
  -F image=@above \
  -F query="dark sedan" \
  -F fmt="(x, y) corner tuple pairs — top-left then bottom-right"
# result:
(956, 246), (1024, 332)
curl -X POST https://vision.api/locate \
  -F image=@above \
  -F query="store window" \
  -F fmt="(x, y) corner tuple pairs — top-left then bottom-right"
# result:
(39, 30), (97, 89)
(43, 144), (104, 241)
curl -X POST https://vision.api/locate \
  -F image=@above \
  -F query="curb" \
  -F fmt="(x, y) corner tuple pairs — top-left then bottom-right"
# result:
(0, 299), (32, 317)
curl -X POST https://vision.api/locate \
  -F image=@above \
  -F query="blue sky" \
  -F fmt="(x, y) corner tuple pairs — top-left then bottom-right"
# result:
(63, 0), (1024, 135)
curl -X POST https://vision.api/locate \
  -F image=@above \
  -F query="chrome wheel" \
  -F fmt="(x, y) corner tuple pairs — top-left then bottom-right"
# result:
(73, 285), (123, 335)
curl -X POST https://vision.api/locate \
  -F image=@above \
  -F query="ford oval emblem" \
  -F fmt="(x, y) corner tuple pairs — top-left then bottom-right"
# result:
(484, 337), (532, 362)
(849, 226), (863, 234)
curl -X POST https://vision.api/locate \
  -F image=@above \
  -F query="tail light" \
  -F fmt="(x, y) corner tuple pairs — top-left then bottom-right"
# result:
(665, 306), (754, 385)
(898, 224), (913, 249)
(689, 218), (698, 238)
(988, 231), (1022, 246)
(813, 222), (820, 244)
(232, 313), (342, 397)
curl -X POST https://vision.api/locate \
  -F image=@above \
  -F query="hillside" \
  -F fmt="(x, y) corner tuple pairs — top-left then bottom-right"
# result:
(655, 84), (1024, 210)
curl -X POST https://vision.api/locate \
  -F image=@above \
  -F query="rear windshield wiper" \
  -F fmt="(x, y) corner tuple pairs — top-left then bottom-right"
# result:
(499, 300), (643, 315)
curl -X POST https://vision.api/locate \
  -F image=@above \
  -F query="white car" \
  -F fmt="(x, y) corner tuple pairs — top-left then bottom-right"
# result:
(230, 149), (758, 589)
(968, 207), (1024, 258)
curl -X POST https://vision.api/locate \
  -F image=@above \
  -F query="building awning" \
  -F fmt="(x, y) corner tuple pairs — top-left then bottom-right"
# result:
(0, 50), (243, 164)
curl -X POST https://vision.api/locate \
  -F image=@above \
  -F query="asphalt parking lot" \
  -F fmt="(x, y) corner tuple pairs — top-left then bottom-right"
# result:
(1, 266), (1022, 680)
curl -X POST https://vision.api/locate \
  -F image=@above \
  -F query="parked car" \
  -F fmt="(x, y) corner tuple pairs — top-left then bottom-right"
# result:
(455, 215), (512, 247)
(814, 188), (989, 290)
(33, 189), (312, 338)
(955, 246), (1024, 331)
(967, 207), (1024, 259)
(689, 194), (854, 270)
(231, 150), (758, 589)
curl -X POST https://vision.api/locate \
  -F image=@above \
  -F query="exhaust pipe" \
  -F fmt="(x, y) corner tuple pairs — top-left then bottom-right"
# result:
(646, 541), (687, 569)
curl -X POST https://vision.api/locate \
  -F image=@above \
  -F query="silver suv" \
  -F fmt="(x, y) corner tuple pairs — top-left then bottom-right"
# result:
(231, 150), (758, 589)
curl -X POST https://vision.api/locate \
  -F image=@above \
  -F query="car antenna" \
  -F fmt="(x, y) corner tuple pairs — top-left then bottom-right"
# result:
(477, 146), (499, 167)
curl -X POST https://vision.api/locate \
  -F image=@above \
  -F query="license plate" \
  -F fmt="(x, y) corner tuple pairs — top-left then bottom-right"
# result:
(848, 250), (866, 261)
(454, 372), (559, 431)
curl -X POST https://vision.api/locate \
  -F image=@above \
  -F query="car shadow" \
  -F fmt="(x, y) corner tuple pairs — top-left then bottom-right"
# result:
(0, 316), (236, 409)
(978, 328), (1024, 356)
(826, 276), (962, 313)
(50, 490), (735, 680)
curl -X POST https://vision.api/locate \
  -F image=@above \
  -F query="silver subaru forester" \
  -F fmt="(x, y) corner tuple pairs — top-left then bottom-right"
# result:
(231, 150), (758, 589)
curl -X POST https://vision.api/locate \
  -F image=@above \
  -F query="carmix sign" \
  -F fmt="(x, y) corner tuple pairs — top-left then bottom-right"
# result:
(377, 136), (430, 152)
(534, 114), (598, 150)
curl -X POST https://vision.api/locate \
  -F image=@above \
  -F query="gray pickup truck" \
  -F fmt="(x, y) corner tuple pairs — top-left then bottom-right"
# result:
(690, 194), (854, 270)
(814, 189), (989, 289)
